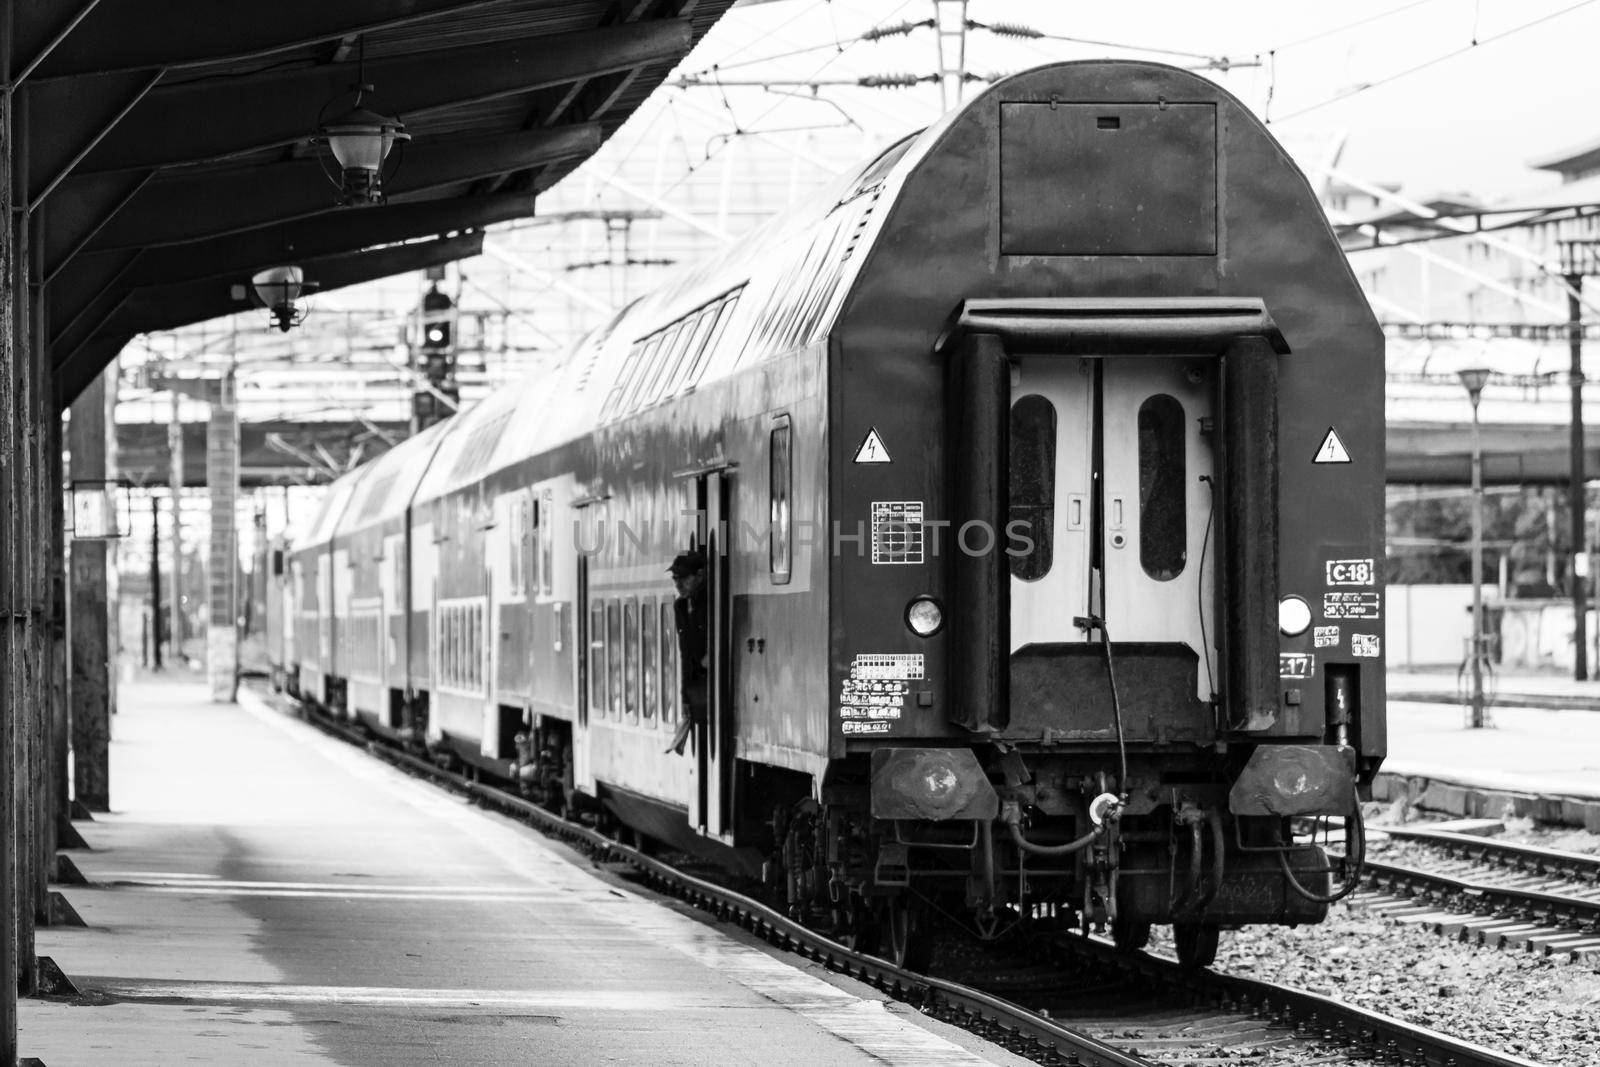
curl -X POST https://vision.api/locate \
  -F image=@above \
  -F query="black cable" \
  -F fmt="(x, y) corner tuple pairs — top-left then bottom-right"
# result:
(1278, 804), (1366, 904)
(1197, 475), (1216, 700)
(1075, 614), (1129, 795)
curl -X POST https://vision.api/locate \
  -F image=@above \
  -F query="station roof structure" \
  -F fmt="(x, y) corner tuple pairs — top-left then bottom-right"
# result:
(26, 0), (735, 407)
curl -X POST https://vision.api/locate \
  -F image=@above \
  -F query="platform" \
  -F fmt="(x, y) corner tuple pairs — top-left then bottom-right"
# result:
(1381, 669), (1600, 829)
(22, 677), (1029, 1066)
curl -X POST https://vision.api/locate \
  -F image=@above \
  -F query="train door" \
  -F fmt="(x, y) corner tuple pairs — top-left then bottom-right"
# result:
(571, 511), (594, 793)
(687, 471), (735, 840)
(1009, 356), (1214, 698)
(1009, 358), (1093, 650)
(1100, 359), (1214, 685)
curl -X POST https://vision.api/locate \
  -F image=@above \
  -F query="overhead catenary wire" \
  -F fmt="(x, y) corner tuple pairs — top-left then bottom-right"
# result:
(1272, 0), (1599, 122)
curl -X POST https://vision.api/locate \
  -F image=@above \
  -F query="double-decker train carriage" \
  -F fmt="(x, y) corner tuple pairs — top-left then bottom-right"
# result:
(273, 59), (1384, 970)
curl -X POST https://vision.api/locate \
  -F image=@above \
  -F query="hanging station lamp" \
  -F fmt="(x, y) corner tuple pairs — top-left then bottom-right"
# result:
(313, 37), (410, 205)
(249, 265), (320, 332)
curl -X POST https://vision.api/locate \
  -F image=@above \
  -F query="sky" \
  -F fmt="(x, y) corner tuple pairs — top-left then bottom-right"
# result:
(708, 0), (1600, 199)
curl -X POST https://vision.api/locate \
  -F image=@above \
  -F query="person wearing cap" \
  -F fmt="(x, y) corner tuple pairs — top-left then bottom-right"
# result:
(666, 550), (709, 755)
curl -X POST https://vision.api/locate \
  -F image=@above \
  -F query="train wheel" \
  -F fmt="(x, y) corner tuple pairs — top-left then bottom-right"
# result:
(1173, 922), (1219, 969)
(834, 902), (880, 956)
(884, 895), (931, 971)
(1111, 916), (1151, 952)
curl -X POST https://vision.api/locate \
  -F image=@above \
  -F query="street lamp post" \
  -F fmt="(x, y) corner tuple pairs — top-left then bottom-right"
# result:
(1459, 367), (1492, 729)
(1558, 237), (1599, 680)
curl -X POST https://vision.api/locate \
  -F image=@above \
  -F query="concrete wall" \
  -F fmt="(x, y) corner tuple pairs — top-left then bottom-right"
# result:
(1387, 583), (1598, 671)
(1386, 584), (1488, 668)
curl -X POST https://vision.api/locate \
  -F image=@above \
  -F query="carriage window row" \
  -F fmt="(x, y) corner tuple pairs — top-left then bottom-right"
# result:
(600, 289), (743, 422)
(437, 601), (485, 691)
(508, 489), (556, 599)
(588, 596), (679, 726)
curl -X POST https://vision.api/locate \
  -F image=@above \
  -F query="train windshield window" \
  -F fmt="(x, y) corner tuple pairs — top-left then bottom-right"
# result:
(606, 600), (623, 717)
(770, 418), (792, 583)
(589, 602), (607, 716)
(1008, 394), (1056, 581)
(642, 600), (658, 721)
(660, 602), (678, 724)
(1138, 394), (1187, 581)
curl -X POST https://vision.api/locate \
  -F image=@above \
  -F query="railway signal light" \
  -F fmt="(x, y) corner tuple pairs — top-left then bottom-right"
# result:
(419, 283), (454, 355)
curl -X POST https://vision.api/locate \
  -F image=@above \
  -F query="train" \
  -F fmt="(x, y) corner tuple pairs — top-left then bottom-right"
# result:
(263, 60), (1386, 970)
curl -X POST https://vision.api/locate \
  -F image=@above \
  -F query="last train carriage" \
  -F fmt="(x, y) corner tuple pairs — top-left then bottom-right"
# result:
(274, 61), (1384, 970)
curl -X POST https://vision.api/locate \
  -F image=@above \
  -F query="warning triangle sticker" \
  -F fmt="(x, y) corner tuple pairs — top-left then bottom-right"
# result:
(853, 428), (892, 464)
(1313, 427), (1351, 464)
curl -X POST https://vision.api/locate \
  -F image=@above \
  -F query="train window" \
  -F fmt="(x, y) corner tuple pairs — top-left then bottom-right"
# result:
(1138, 394), (1187, 581)
(525, 494), (538, 597)
(683, 296), (738, 391)
(1008, 394), (1056, 581)
(471, 603), (482, 690)
(606, 600), (623, 717)
(648, 314), (699, 402)
(508, 496), (526, 597)
(770, 417), (792, 583)
(589, 602), (607, 716)
(620, 332), (668, 415)
(641, 599), (658, 722)
(539, 489), (554, 596)
(660, 601), (678, 724)
(629, 327), (683, 413)
(601, 342), (647, 421)
(444, 607), (455, 688)
(623, 599), (639, 721)
(670, 309), (719, 399)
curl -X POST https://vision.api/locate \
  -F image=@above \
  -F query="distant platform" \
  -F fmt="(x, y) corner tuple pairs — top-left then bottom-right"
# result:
(22, 678), (1027, 1066)
(1381, 670), (1600, 830)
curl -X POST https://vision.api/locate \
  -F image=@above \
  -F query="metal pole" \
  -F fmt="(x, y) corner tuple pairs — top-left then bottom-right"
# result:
(150, 494), (162, 670)
(1570, 273), (1588, 680)
(1469, 393), (1486, 728)
(169, 391), (183, 665)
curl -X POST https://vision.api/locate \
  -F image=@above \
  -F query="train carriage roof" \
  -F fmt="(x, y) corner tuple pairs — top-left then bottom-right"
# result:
(482, 133), (921, 478)
(411, 372), (526, 504)
(331, 418), (453, 538)
(295, 474), (360, 555)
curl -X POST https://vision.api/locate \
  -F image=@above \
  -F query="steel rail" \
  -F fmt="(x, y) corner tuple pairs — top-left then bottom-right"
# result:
(292, 703), (1541, 1067)
(1359, 855), (1600, 931)
(1049, 936), (1546, 1067)
(1378, 825), (1600, 885)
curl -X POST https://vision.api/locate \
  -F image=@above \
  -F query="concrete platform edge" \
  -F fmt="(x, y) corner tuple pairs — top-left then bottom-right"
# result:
(1374, 771), (1600, 831)
(1389, 690), (1600, 712)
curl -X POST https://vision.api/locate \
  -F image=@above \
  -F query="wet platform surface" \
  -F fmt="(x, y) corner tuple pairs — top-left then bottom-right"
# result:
(1386, 670), (1600, 801)
(22, 679), (1029, 1066)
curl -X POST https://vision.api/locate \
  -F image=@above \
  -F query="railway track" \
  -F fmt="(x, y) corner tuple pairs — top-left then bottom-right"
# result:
(284, 696), (1542, 1067)
(1350, 826), (1600, 961)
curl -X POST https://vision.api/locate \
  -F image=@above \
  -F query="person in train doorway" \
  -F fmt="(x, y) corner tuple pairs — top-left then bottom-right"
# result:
(666, 550), (709, 755)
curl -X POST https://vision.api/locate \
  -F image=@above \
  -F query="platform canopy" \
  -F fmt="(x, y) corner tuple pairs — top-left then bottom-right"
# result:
(16, 0), (732, 407)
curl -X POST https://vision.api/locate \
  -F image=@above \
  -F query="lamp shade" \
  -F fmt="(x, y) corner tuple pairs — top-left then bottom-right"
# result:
(322, 104), (408, 170)
(251, 265), (305, 306)
(1456, 367), (1492, 398)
